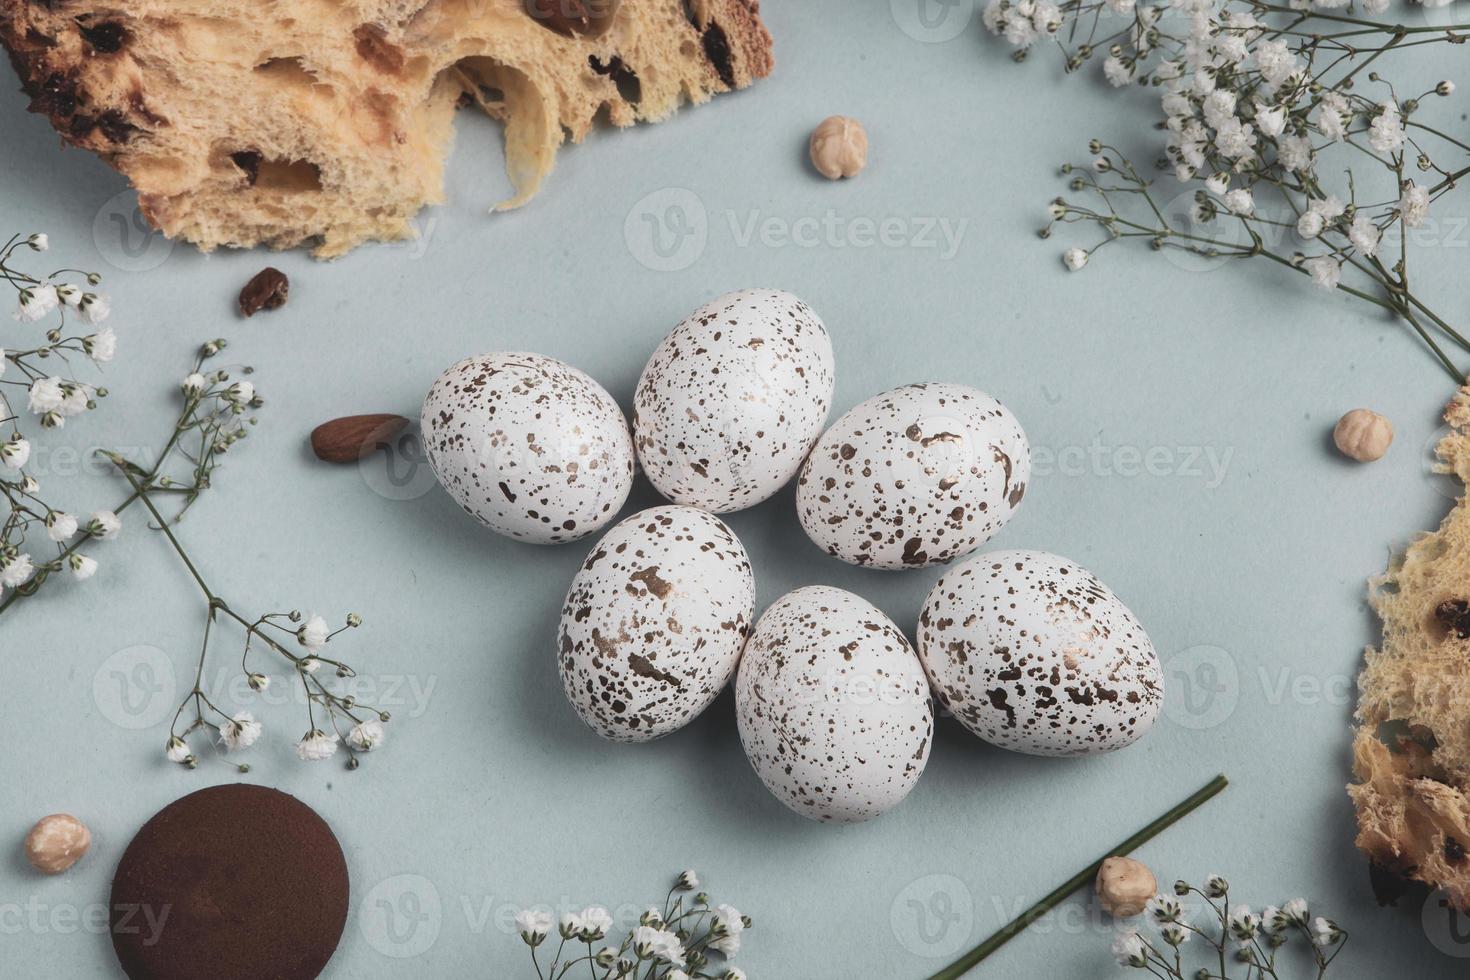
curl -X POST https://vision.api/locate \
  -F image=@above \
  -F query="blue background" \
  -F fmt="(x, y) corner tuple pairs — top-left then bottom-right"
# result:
(3, 2), (1470, 977)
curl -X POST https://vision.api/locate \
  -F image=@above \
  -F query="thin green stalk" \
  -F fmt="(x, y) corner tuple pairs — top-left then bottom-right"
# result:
(926, 774), (1230, 980)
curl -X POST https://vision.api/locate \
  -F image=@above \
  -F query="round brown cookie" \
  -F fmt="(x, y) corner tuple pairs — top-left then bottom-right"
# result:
(110, 784), (349, 980)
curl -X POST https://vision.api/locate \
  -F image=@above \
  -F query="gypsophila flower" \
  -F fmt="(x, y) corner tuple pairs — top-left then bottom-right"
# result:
(55, 282), (81, 306)
(1253, 102), (1286, 139)
(1112, 929), (1148, 968)
(1348, 213), (1381, 258)
(1399, 182), (1430, 229)
(711, 903), (745, 956)
(247, 672), (271, 692)
(68, 554), (98, 580)
(1063, 247), (1089, 272)
(300, 657), (322, 674)
(516, 909), (552, 946)
(1278, 134), (1313, 174)
(223, 381), (255, 405)
(1204, 875), (1229, 898)
(1303, 256), (1342, 291)
(297, 614), (329, 651)
(182, 373), (206, 395)
(1283, 897), (1309, 926)
(1310, 916), (1342, 946)
(83, 328), (117, 363)
(1146, 894), (1182, 924)
(1160, 924), (1190, 947)
(165, 735), (192, 764)
(580, 906), (614, 941)
(1227, 905), (1260, 940)
(0, 553), (34, 588)
(1368, 101), (1405, 155)
(46, 511), (78, 542)
(724, 971), (746, 980)
(347, 719), (385, 751)
(1297, 211), (1325, 239)
(15, 284), (58, 322)
(1223, 188), (1254, 216)
(560, 912), (585, 939)
(27, 376), (65, 415)
(678, 870), (700, 891)
(27, 233), (48, 251)
(219, 712), (262, 751)
(0, 438), (30, 469)
(1104, 56), (1133, 87)
(87, 510), (122, 539)
(77, 292), (110, 325)
(295, 729), (339, 761)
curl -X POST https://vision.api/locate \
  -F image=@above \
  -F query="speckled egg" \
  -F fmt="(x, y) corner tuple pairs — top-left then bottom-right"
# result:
(917, 550), (1163, 757)
(559, 506), (755, 742)
(421, 352), (635, 545)
(736, 586), (933, 823)
(796, 383), (1030, 570)
(633, 288), (836, 513)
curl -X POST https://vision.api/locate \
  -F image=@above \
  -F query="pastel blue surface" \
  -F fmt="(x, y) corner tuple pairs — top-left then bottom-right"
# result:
(3, 4), (1469, 978)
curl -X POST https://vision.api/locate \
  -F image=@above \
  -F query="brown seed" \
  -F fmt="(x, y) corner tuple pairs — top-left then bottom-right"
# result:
(1332, 408), (1393, 462)
(523, 0), (620, 38)
(239, 267), (289, 317)
(25, 814), (91, 874)
(1095, 856), (1157, 918)
(311, 414), (410, 463)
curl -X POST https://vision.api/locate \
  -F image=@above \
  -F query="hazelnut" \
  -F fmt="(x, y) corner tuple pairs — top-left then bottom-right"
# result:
(25, 813), (91, 874)
(1095, 856), (1156, 918)
(809, 116), (868, 180)
(1333, 408), (1394, 462)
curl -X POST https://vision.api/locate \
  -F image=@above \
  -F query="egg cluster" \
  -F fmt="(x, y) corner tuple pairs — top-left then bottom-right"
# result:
(421, 288), (1164, 824)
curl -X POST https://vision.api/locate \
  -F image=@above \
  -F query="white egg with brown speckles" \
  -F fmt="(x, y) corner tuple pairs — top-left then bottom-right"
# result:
(633, 288), (835, 513)
(736, 586), (933, 823)
(559, 506), (755, 742)
(421, 352), (635, 545)
(917, 550), (1163, 757)
(796, 383), (1030, 570)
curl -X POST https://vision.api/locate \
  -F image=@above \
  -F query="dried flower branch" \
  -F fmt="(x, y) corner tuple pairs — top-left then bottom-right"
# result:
(986, 0), (1470, 377)
(516, 871), (750, 980)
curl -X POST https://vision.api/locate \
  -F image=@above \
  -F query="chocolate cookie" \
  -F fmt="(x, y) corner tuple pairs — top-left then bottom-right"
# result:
(110, 784), (349, 980)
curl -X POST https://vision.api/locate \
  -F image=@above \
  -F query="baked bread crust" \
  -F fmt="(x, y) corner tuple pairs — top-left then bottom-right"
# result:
(2, 0), (773, 256)
(1350, 385), (1470, 911)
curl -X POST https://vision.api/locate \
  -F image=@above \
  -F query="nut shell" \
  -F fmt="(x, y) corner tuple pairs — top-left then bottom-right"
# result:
(25, 813), (91, 874)
(809, 116), (868, 180)
(1333, 408), (1393, 463)
(1095, 856), (1156, 918)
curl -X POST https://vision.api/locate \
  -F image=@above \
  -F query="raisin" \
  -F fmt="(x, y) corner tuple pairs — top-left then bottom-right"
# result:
(238, 268), (290, 317)
(230, 150), (262, 185)
(701, 22), (735, 88)
(80, 21), (126, 53)
(1434, 598), (1470, 639)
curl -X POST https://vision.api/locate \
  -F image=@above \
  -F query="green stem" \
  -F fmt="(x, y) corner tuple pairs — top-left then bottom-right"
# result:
(925, 774), (1230, 980)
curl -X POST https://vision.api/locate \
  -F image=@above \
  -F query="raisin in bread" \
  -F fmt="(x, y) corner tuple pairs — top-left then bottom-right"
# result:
(1350, 384), (1470, 911)
(2, 0), (772, 257)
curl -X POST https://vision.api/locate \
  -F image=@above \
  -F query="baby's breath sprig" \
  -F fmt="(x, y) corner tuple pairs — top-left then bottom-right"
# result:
(1, 232), (118, 605)
(1112, 876), (1347, 978)
(988, 0), (1470, 378)
(515, 871), (751, 980)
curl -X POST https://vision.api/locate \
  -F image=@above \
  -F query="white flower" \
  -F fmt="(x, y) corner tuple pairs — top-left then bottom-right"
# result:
(633, 926), (686, 965)
(0, 437), (29, 469)
(1278, 133), (1313, 173)
(1254, 39), (1299, 87)
(296, 729), (340, 761)
(711, 903), (745, 956)
(1160, 924), (1190, 947)
(46, 511), (78, 542)
(297, 614), (329, 651)
(516, 909), (552, 944)
(668, 973), (691, 980)
(982, 0), (1005, 32)
(725, 971), (747, 980)
(15, 284), (58, 322)
(1156, 59), (1183, 81)
(1162, 91), (1194, 120)
(248, 672), (271, 692)
(1205, 172), (1229, 195)
(1283, 898), (1309, 926)
(1369, 100), (1405, 154)
(83, 327), (117, 362)
(1228, 905), (1260, 940)
(1315, 91), (1350, 141)
(1297, 211), (1325, 239)
(1214, 117), (1257, 160)
(1112, 929), (1148, 967)
(182, 373), (206, 395)
(27, 376), (65, 414)
(579, 906), (614, 940)
(1224, 188), (1254, 215)
(1254, 101), (1287, 138)
(678, 870), (700, 891)
(68, 554), (98, 580)
(223, 381), (254, 405)
(165, 735), (192, 764)
(1203, 90), (1238, 130)
(59, 383), (91, 417)
(1303, 255), (1342, 290)
(347, 718), (385, 751)
(300, 657), (322, 674)
(77, 292), (110, 325)
(1204, 874), (1229, 897)
(1310, 916), (1342, 946)
(1438, 80), (1456, 95)
(88, 510), (122, 539)
(0, 553), (34, 588)
(1145, 894), (1182, 923)
(1063, 247), (1089, 272)
(1313, 195), (1346, 221)
(1032, 1), (1062, 34)
(1399, 182), (1430, 228)
(1348, 213), (1381, 257)
(27, 233), (48, 251)
(55, 282), (82, 306)
(219, 712), (262, 750)
(1002, 8), (1037, 47)
(1104, 56), (1134, 87)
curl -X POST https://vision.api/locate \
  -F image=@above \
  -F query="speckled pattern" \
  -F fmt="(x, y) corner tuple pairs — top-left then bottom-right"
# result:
(917, 550), (1163, 757)
(633, 288), (835, 513)
(421, 352), (635, 545)
(559, 506), (755, 743)
(795, 383), (1030, 570)
(736, 586), (933, 823)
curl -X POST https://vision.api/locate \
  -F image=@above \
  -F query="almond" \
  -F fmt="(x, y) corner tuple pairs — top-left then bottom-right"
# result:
(310, 414), (409, 463)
